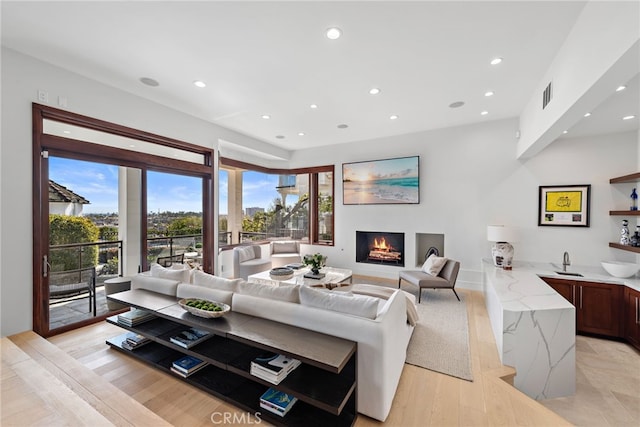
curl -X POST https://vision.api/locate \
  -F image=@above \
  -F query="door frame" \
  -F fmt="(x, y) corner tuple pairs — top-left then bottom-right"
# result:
(32, 103), (215, 336)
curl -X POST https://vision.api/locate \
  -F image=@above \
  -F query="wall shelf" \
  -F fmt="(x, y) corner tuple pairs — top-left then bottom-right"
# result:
(609, 242), (640, 254)
(609, 210), (640, 216)
(610, 172), (640, 184)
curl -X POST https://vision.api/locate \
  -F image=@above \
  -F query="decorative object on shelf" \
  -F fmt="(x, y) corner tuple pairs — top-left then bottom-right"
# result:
(487, 225), (517, 268)
(632, 226), (640, 247)
(631, 188), (638, 211)
(538, 184), (591, 227)
(601, 260), (640, 278)
(342, 156), (420, 205)
(303, 253), (327, 278)
(269, 267), (294, 281)
(178, 298), (230, 318)
(621, 219), (630, 245)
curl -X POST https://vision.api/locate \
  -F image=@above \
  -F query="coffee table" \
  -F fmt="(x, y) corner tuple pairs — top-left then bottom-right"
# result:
(248, 266), (352, 289)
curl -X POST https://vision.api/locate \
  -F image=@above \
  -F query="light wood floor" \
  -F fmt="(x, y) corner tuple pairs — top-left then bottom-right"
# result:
(2, 285), (639, 426)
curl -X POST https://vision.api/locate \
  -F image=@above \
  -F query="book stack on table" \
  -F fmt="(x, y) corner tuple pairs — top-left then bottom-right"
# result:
(169, 327), (211, 349)
(121, 332), (151, 351)
(117, 308), (156, 327)
(259, 388), (297, 417)
(250, 353), (301, 385)
(171, 355), (208, 378)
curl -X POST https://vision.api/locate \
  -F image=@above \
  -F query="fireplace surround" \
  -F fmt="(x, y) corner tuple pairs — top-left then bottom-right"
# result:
(356, 231), (405, 267)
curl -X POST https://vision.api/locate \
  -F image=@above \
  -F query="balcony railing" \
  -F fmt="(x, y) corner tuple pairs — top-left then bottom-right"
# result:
(49, 240), (124, 277)
(146, 233), (203, 265)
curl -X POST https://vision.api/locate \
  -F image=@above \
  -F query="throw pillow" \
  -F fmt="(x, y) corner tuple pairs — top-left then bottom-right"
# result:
(421, 255), (448, 276)
(272, 241), (297, 254)
(150, 263), (190, 283)
(237, 246), (256, 262)
(192, 270), (241, 292)
(299, 286), (379, 319)
(237, 281), (300, 303)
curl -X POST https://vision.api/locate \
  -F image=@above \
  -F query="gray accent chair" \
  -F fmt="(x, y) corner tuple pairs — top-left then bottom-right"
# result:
(233, 245), (272, 280)
(398, 259), (461, 303)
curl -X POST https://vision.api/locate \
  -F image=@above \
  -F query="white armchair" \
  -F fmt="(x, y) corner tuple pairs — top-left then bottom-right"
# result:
(233, 245), (272, 279)
(269, 241), (302, 268)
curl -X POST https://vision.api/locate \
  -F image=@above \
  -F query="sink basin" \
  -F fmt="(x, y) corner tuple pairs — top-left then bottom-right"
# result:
(555, 271), (583, 277)
(601, 261), (639, 278)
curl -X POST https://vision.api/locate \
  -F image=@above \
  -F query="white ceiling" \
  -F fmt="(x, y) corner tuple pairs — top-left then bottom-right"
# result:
(2, 1), (637, 151)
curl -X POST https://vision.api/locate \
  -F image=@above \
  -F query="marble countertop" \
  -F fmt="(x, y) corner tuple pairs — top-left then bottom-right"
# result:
(482, 259), (640, 312)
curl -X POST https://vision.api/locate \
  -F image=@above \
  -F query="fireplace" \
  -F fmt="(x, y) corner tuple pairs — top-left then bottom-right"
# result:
(356, 231), (405, 267)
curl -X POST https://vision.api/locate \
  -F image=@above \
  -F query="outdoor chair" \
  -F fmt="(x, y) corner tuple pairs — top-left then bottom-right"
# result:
(157, 253), (185, 267)
(49, 266), (97, 315)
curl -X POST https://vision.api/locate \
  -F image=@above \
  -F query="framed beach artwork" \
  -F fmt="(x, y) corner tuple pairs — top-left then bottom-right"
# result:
(538, 184), (591, 227)
(342, 156), (419, 205)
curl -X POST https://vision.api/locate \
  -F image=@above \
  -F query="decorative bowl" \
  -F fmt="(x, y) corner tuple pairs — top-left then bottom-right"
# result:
(601, 261), (640, 278)
(269, 267), (294, 281)
(178, 298), (230, 318)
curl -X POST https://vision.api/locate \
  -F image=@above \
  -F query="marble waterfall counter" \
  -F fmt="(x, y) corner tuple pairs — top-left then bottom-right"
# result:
(483, 261), (575, 400)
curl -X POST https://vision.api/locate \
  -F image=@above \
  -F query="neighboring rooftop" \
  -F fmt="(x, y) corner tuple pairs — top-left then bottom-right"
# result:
(48, 180), (89, 204)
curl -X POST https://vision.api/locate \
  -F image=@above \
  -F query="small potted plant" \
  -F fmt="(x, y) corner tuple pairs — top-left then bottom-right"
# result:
(303, 253), (327, 277)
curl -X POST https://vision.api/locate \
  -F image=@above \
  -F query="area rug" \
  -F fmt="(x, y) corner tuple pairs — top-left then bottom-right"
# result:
(405, 289), (473, 381)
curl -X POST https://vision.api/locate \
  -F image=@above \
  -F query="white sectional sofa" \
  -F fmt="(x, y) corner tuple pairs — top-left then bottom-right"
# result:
(130, 266), (416, 422)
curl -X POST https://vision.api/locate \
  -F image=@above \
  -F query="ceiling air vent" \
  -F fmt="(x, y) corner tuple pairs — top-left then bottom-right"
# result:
(542, 81), (553, 109)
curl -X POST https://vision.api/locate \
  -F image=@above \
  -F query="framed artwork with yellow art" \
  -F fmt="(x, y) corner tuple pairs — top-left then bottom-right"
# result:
(538, 184), (591, 227)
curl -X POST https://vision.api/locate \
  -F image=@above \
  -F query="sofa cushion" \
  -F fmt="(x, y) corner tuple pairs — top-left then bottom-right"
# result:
(237, 281), (300, 303)
(299, 285), (379, 319)
(150, 263), (190, 283)
(131, 274), (180, 296)
(192, 270), (241, 292)
(176, 283), (233, 306)
(421, 255), (447, 276)
(237, 246), (256, 262)
(272, 241), (297, 254)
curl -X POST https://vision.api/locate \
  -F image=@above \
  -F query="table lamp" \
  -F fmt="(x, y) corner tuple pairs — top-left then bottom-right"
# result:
(487, 225), (517, 269)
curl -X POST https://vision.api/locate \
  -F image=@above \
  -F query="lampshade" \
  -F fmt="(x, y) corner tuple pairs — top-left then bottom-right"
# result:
(487, 225), (517, 242)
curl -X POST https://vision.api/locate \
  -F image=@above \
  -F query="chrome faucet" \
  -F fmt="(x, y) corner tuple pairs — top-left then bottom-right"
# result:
(562, 251), (570, 272)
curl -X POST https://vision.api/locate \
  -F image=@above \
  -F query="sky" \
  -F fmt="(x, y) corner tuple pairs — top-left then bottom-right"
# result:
(49, 157), (281, 214)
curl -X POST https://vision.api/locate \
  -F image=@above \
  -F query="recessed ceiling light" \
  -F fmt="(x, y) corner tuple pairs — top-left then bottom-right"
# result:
(63, 130), (71, 134)
(275, 135), (285, 139)
(480, 111), (489, 116)
(449, 101), (465, 108)
(369, 88), (381, 95)
(326, 27), (342, 40)
(298, 132), (305, 136)
(261, 115), (271, 119)
(490, 57), (503, 65)
(484, 91), (494, 97)
(584, 112), (591, 117)
(337, 124), (348, 129)
(616, 85), (627, 92)
(193, 80), (206, 88)
(129, 144), (136, 148)
(389, 115), (399, 120)
(623, 115), (636, 120)
(139, 77), (159, 87)
(562, 130), (568, 134)
(310, 104), (318, 109)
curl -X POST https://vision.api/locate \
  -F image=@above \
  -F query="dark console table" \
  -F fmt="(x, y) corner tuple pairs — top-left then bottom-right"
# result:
(106, 289), (357, 426)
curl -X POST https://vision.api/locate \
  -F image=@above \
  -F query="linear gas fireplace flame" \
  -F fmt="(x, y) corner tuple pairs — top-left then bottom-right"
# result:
(356, 231), (405, 267)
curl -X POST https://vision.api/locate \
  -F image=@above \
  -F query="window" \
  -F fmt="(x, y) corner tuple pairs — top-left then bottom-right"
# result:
(219, 159), (333, 246)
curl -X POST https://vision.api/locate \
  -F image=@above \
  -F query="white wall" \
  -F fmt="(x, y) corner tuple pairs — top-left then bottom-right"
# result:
(283, 123), (637, 287)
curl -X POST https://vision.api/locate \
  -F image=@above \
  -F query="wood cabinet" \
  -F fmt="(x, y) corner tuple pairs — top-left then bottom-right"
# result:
(624, 287), (640, 350)
(541, 278), (624, 338)
(106, 289), (357, 426)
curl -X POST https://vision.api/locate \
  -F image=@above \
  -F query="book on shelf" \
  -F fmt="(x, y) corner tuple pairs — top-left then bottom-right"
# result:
(117, 308), (156, 326)
(259, 388), (297, 417)
(250, 353), (301, 385)
(170, 364), (207, 378)
(121, 332), (151, 350)
(172, 355), (208, 375)
(169, 327), (211, 349)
